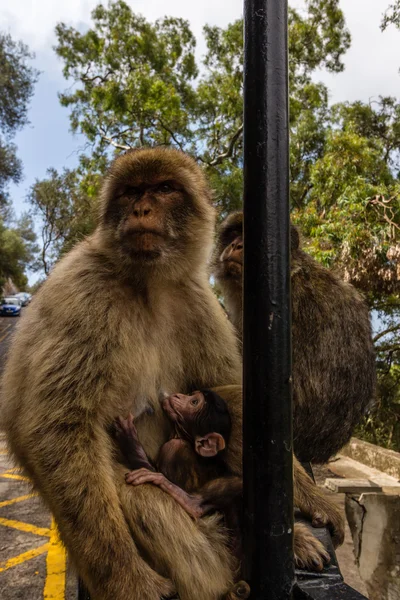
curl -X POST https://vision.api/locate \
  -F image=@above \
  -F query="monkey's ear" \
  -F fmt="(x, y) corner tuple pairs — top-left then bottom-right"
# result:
(195, 433), (226, 457)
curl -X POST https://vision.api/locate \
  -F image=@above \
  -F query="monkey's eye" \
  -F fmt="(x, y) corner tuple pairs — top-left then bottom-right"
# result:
(191, 398), (199, 406)
(157, 182), (173, 194)
(124, 186), (141, 197)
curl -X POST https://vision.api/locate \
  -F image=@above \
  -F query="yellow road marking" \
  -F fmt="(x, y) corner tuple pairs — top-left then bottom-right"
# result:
(0, 543), (50, 572)
(44, 519), (66, 599)
(0, 516), (51, 537)
(0, 473), (29, 481)
(0, 493), (38, 508)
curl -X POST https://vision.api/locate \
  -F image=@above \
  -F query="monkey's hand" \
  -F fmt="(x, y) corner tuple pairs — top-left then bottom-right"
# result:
(294, 523), (330, 572)
(114, 414), (154, 471)
(115, 413), (138, 439)
(125, 469), (204, 519)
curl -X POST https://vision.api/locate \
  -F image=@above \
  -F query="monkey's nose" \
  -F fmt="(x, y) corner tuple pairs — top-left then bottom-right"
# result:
(133, 207), (152, 217)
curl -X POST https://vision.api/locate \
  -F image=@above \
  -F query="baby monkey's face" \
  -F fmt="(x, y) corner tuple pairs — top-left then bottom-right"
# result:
(161, 391), (205, 423)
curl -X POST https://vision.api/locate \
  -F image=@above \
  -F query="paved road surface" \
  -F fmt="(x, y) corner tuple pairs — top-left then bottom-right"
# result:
(0, 313), (76, 600)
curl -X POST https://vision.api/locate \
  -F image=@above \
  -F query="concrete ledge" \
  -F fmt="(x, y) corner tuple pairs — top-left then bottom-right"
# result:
(340, 438), (400, 480)
(345, 492), (400, 600)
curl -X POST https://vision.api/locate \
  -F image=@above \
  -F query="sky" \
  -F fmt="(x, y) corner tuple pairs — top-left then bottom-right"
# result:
(1, 0), (399, 283)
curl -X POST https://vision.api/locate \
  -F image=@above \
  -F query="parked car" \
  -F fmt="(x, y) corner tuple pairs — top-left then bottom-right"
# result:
(15, 292), (31, 306)
(0, 297), (22, 316)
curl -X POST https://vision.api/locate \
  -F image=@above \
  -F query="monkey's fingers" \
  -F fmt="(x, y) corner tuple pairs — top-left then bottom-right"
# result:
(294, 523), (330, 572)
(125, 468), (158, 485)
(127, 412), (136, 428)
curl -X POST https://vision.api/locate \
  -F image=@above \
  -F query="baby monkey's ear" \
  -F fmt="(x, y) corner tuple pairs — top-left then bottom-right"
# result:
(195, 433), (226, 457)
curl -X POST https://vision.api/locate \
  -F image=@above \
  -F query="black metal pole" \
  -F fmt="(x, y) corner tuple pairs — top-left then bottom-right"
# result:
(242, 0), (293, 599)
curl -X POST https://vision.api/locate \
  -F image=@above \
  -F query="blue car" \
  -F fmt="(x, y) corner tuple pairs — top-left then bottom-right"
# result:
(0, 297), (22, 316)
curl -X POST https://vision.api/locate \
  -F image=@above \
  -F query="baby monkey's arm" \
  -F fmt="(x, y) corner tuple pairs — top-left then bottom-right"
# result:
(114, 414), (155, 471)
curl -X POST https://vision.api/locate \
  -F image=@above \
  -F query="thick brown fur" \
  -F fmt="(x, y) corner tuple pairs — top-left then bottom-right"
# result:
(1, 148), (242, 600)
(213, 212), (376, 464)
(212, 386), (344, 560)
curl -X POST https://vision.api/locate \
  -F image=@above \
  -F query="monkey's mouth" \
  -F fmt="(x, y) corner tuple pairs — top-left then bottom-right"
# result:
(223, 259), (242, 278)
(121, 229), (166, 257)
(161, 395), (180, 422)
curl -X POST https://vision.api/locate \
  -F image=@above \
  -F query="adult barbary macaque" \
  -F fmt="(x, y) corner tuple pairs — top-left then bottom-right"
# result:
(1, 148), (244, 600)
(116, 386), (342, 571)
(213, 212), (376, 464)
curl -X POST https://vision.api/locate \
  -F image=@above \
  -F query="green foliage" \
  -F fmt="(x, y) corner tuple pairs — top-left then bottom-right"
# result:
(0, 214), (38, 291)
(27, 168), (98, 274)
(292, 97), (400, 303)
(382, 1), (400, 30)
(0, 33), (38, 208)
(28, 0), (399, 450)
(53, 0), (350, 211)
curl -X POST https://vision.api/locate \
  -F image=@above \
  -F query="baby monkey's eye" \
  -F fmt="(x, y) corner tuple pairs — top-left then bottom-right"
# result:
(191, 398), (199, 406)
(158, 182), (173, 194)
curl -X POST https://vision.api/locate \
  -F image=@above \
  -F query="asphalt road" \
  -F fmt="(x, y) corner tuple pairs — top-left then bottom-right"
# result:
(0, 311), (76, 600)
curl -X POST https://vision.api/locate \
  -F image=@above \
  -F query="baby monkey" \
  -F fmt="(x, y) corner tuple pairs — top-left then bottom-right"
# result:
(115, 389), (333, 579)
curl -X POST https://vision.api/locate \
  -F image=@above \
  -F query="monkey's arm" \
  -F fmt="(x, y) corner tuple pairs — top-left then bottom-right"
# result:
(126, 470), (243, 518)
(114, 414), (155, 471)
(293, 458), (344, 547)
(126, 468), (205, 519)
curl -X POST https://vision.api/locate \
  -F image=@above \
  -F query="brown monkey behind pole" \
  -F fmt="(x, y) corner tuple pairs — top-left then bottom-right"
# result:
(212, 212), (376, 464)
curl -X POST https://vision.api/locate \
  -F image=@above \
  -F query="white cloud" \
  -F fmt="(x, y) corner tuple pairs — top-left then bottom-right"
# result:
(1, 0), (243, 56)
(2, 0), (399, 101)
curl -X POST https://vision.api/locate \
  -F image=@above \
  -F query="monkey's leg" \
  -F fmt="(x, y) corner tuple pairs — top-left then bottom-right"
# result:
(117, 467), (235, 600)
(26, 424), (174, 600)
(294, 522), (330, 572)
(293, 458), (344, 547)
(198, 477), (242, 511)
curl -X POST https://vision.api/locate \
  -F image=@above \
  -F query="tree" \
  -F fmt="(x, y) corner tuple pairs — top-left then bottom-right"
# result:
(0, 214), (38, 291)
(39, 0), (399, 449)
(0, 33), (38, 209)
(382, 1), (400, 30)
(54, 0), (350, 209)
(27, 168), (98, 274)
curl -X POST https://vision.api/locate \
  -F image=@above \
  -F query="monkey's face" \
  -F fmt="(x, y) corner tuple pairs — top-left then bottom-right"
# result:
(219, 231), (243, 281)
(111, 180), (189, 261)
(162, 389), (231, 445)
(162, 391), (206, 425)
(99, 148), (216, 271)
(214, 221), (243, 286)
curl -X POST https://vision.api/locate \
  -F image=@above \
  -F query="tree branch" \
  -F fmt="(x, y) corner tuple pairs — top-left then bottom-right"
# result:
(374, 323), (400, 343)
(101, 135), (132, 151)
(157, 119), (185, 152)
(207, 125), (244, 167)
(82, 70), (114, 84)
